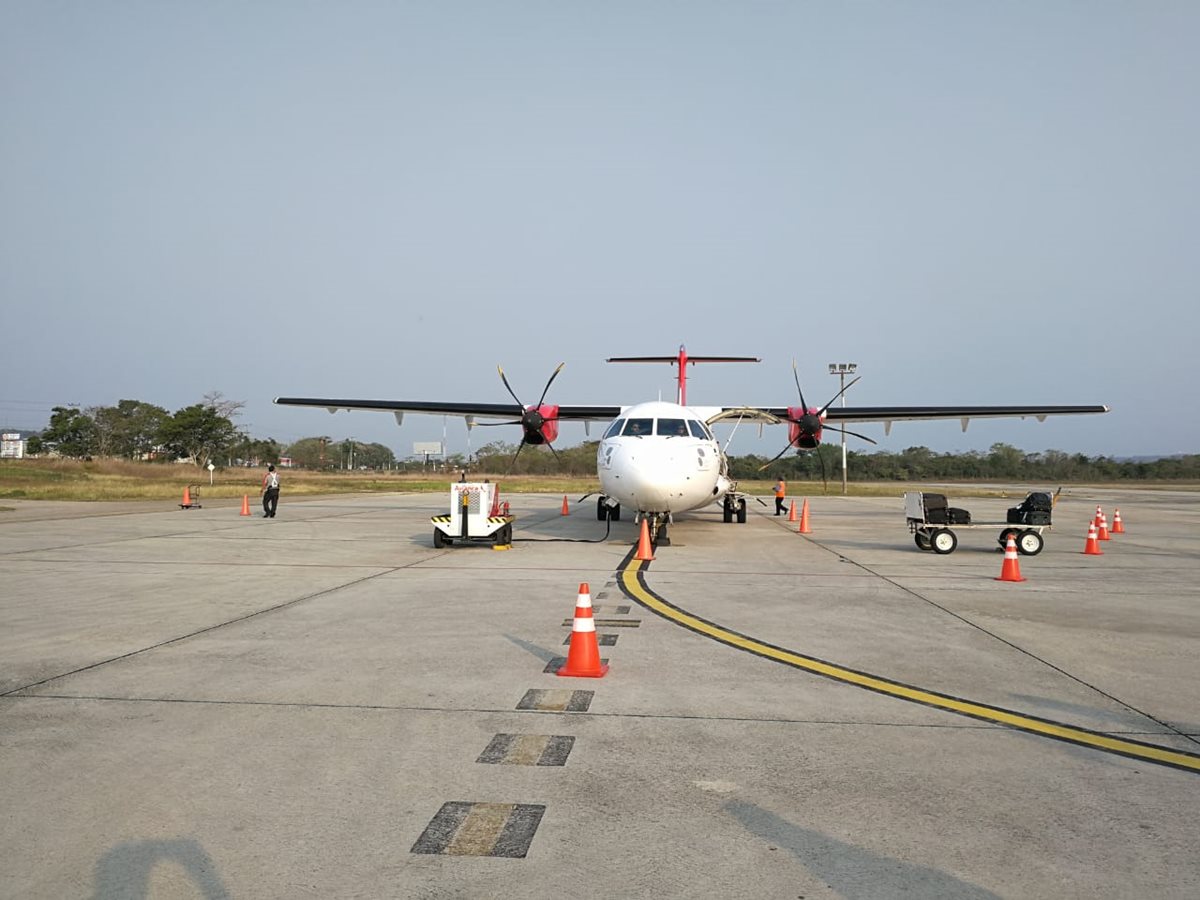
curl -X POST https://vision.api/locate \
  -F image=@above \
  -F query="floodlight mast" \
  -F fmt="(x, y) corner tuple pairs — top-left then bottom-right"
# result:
(828, 363), (858, 495)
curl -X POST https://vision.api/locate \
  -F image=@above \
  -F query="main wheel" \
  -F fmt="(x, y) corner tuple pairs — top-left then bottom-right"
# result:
(1017, 529), (1044, 556)
(930, 528), (958, 554)
(914, 531), (932, 551)
(611, 503), (621, 522)
(736, 499), (747, 524)
(723, 501), (733, 523)
(597, 497), (608, 521)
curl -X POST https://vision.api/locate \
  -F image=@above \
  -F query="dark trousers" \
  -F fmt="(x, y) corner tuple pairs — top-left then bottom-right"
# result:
(263, 488), (279, 517)
(775, 496), (786, 515)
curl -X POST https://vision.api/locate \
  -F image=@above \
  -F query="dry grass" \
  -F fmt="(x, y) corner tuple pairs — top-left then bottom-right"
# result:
(0, 459), (605, 501)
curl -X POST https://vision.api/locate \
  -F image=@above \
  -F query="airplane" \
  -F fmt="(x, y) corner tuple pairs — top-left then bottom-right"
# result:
(274, 346), (1108, 545)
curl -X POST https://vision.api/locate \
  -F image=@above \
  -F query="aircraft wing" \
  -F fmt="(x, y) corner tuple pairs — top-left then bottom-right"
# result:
(758, 404), (1110, 432)
(273, 397), (623, 423)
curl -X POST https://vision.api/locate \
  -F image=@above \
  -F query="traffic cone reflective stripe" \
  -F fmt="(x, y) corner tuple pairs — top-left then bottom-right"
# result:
(561, 495), (570, 516)
(635, 518), (655, 561)
(1097, 512), (1110, 541)
(240, 495), (250, 516)
(798, 498), (812, 534)
(787, 500), (797, 522)
(558, 582), (608, 678)
(995, 535), (1026, 582)
(1094, 506), (1103, 529)
(1083, 521), (1104, 555)
(1111, 509), (1125, 533)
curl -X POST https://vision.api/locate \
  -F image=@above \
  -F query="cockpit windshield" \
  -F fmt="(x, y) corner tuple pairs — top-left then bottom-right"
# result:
(603, 419), (625, 439)
(622, 418), (653, 437)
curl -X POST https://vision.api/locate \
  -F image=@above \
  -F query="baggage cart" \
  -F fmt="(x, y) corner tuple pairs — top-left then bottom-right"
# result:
(904, 491), (1052, 556)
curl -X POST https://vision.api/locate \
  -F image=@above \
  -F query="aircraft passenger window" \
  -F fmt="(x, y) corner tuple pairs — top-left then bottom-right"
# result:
(687, 420), (709, 439)
(623, 418), (652, 437)
(657, 418), (688, 437)
(604, 419), (625, 439)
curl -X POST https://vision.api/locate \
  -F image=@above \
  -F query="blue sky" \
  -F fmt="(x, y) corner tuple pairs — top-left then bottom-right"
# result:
(2, 2), (1197, 459)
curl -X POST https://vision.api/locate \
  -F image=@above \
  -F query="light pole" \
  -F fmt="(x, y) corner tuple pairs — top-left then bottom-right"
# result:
(828, 363), (858, 495)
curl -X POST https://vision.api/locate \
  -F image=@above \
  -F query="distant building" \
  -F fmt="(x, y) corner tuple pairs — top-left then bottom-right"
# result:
(1, 432), (29, 459)
(278, 456), (294, 468)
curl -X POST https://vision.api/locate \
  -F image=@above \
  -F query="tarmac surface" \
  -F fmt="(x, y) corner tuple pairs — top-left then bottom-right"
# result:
(1, 486), (1198, 899)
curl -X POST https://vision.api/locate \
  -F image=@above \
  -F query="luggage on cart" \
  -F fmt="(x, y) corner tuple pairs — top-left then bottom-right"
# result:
(922, 493), (949, 523)
(1007, 491), (1054, 525)
(947, 507), (972, 525)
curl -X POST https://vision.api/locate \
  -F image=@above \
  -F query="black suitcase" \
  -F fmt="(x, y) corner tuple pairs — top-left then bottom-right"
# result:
(1024, 492), (1053, 511)
(1007, 507), (1026, 524)
(925, 507), (948, 524)
(922, 493), (948, 511)
(947, 507), (971, 525)
(1027, 510), (1052, 526)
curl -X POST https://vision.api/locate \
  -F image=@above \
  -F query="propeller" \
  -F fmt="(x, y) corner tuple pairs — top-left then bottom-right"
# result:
(758, 360), (877, 474)
(476, 363), (565, 473)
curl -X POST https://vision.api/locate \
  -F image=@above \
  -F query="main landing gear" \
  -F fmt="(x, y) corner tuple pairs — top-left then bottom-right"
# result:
(722, 494), (747, 524)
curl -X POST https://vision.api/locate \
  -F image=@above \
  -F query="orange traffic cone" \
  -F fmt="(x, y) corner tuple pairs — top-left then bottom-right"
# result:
(634, 517), (655, 561)
(1093, 505), (1103, 528)
(557, 582), (608, 678)
(1111, 508), (1125, 534)
(1083, 521), (1104, 555)
(797, 498), (812, 534)
(489, 486), (501, 518)
(240, 494), (250, 516)
(787, 500), (797, 522)
(561, 495), (570, 516)
(180, 485), (192, 508)
(995, 534), (1026, 582)
(1097, 511), (1111, 541)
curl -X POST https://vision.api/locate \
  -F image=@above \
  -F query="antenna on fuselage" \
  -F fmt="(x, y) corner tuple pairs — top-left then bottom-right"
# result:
(606, 345), (760, 405)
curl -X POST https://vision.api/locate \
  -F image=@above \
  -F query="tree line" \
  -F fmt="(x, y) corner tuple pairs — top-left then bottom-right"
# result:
(23, 393), (398, 470)
(467, 440), (1198, 482)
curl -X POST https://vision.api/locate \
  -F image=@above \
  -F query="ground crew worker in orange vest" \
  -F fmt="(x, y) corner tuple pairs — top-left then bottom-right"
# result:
(774, 478), (786, 516)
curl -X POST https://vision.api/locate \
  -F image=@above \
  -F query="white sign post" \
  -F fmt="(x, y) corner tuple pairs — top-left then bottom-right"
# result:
(207, 461), (216, 485)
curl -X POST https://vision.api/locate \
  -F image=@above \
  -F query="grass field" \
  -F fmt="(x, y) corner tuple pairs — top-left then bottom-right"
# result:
(2, 457), (1164, 504)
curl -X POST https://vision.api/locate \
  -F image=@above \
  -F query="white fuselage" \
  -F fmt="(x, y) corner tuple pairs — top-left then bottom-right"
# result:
(596, 400), (731, 515)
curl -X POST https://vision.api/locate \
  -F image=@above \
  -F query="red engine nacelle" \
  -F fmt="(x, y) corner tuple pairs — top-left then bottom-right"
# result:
(787, 406), (824, 450)
(522, 404), (559, 445)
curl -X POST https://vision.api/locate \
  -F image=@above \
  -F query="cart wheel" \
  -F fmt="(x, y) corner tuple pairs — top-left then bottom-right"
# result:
(433, 528), (447, 548)
(930, 528), (958, 554)
(914, 531), (932, 551)
(998, 528), (1018, 548)
(1017, 529), (1044, 556)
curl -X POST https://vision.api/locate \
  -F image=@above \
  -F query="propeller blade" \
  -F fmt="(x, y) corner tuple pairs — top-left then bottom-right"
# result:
(497, 366), (524, 409)
(824, 425), (878, 445)
(536, 363), (566, 407)
(791, 359), (808, 410)
(756, 443), (797, 471)
(475, 420), (524, 427)
(505, 439), (526, 475)
(545, 440), (563, 464)
(818, 375), (861, 416)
